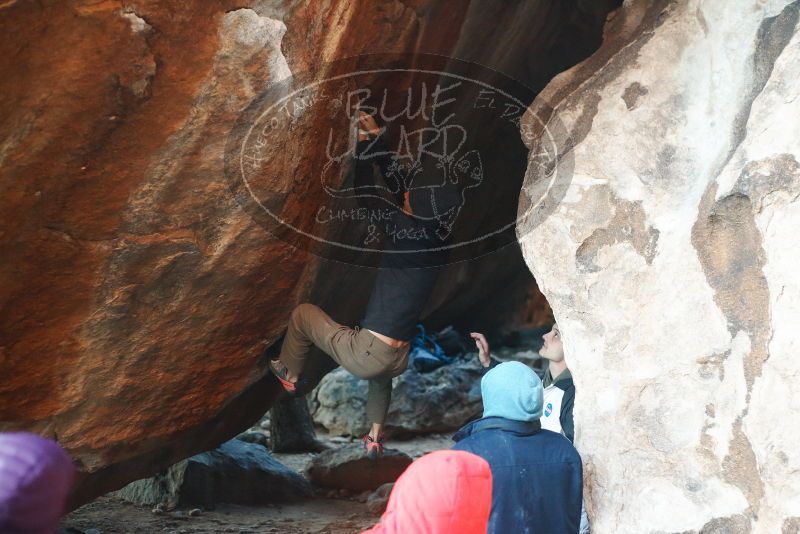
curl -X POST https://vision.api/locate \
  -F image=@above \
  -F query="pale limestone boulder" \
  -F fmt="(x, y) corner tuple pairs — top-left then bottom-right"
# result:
(518, 1), (800, 532)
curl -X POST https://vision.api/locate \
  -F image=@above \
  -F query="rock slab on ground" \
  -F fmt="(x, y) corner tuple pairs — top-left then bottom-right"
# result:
(305, 445), (412, 492)
(235, 431), (269, 448)
(366, 482), (395, 515)
(310, 359), (484, 437)
(115, 439), (311, 508)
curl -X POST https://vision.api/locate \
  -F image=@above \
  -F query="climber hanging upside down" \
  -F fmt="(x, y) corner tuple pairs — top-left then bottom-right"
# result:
(269, 111), (459, 457)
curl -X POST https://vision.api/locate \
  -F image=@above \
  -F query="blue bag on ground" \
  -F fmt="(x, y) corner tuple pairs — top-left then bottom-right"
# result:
(408, 324), (453, 373)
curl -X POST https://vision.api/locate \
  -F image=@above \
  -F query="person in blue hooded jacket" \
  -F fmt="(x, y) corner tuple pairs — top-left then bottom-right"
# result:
(451, 361), (583, 534)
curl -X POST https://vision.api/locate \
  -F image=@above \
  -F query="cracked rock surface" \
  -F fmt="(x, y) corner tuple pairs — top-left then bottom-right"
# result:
(519, 1), (800, 531)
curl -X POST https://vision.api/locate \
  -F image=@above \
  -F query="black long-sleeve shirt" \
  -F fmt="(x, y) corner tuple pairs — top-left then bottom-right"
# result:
(353, 135), (448, 341)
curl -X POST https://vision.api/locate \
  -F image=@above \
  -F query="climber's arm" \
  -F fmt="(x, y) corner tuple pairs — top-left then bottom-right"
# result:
(354, 135), (405, 211)
(470, 332), (500, 374)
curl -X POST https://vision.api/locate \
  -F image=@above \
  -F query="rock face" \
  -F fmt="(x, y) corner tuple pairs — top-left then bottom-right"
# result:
(115, 439), (311, 508)
(518, 1), (800, 532)
(310, 360), (484, 437)
(366, 483), (395, 515)
(305, 445), (412, 492)
(0, 1), (613, 506)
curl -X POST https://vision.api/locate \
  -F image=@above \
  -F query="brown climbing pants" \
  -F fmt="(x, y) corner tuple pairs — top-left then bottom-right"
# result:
(278, 303), (410, 425)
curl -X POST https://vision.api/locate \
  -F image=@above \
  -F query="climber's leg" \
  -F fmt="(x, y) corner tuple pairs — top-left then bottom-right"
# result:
(366, 377), (392, 430)
(272, 303), (410, 454)
(275, 303), (409, 381)
(361, 377), (392, 457)
(360, 344), (410, 458)
(272, 303), (344, 384)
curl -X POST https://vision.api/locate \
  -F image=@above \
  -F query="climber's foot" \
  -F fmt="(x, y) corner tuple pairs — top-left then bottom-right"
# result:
(269, 359), (297, 393)
(362, 433), (384, 459)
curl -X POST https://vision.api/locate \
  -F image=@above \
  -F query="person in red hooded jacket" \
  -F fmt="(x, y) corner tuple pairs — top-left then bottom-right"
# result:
(362, 449), (492, 534)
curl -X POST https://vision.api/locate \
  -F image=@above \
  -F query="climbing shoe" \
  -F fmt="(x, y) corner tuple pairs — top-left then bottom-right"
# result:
(362, 433), (384, 459)
(268, 359), (296, 394)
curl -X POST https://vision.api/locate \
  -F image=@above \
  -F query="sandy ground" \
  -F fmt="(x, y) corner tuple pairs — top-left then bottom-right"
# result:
(60, 340), (544, 533)
(62, 497), (376, 534)
(62, 433), (454, 534)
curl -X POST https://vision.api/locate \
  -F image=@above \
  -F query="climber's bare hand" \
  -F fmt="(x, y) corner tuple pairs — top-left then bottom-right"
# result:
(357, 111), (382, 141)
(470, 332), (491, 368)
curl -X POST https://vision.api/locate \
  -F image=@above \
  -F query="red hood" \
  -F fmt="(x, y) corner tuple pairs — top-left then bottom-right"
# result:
(363, 450), (492, 534)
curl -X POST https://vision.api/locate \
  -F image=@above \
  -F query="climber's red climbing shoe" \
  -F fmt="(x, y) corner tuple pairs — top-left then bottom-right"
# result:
(362, 433), (384, 459)
(269, 359), (296, 393)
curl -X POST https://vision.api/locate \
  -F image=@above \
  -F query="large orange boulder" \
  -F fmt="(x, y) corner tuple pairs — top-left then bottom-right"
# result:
(0, 0), (612, 506)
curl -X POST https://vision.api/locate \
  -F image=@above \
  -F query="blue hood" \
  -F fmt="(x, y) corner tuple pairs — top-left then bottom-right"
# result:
(480, 361), (543, 422)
